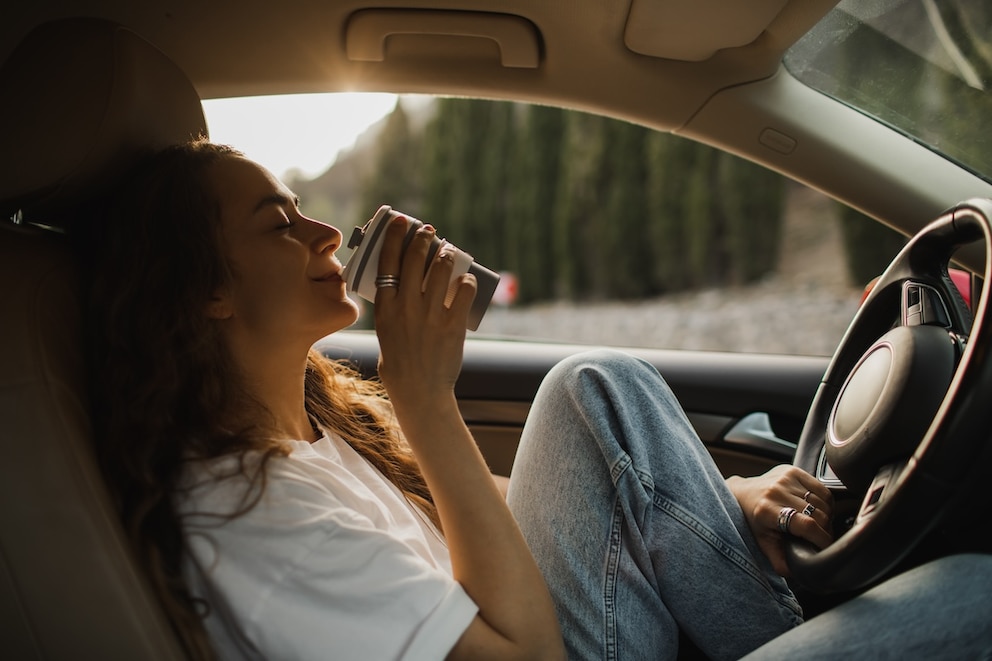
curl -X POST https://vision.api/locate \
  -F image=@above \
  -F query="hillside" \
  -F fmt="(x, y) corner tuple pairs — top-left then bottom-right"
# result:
(478, 182), (863, 356)
(290, 99), (865, 356)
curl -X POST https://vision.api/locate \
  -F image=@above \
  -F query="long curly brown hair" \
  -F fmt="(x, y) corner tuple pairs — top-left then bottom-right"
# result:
(77, 138), (437, 659)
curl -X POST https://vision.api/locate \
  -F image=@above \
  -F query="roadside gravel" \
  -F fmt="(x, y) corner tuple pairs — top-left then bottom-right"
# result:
(477, 277), (861, 356)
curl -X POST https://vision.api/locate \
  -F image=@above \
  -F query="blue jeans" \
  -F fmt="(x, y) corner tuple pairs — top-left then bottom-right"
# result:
(507, 350), (802, 660)
(743, 552), (992, 660)
(508, 350), (992, 659)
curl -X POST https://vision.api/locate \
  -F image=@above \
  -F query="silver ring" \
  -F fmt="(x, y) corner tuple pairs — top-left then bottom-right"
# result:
(777, 506), (798, 534)
(374, 274), (401, 289)
(803, 490), (812, 502)
(802, 503), (816, 516)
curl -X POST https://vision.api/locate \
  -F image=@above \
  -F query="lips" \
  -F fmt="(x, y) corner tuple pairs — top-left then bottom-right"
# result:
(314, 269), (343, 282)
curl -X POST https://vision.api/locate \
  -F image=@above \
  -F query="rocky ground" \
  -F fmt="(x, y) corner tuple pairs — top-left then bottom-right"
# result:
(476, 184), (866, 356)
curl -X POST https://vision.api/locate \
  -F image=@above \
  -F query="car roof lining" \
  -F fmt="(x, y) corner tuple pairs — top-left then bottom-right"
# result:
(2, 0), (836, 125)
(4, 0), (992, 249)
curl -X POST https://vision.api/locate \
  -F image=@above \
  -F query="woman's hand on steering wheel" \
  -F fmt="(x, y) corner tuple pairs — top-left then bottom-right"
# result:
(728, 465), (834, 576)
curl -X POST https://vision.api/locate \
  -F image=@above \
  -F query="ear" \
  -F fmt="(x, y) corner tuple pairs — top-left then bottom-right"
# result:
(205, 289), (234, 320)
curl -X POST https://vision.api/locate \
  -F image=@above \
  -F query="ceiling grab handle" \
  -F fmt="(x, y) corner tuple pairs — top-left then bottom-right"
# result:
(345, 9), (541, 68)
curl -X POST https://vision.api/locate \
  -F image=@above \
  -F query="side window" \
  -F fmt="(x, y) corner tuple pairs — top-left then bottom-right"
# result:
(205, 94), (908, 356)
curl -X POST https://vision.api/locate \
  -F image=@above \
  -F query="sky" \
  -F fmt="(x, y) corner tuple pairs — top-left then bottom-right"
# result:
(202, 92), (399, 181)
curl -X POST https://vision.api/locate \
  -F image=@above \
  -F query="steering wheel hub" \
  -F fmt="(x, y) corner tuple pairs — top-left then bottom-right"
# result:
(827, 325), (957, 492)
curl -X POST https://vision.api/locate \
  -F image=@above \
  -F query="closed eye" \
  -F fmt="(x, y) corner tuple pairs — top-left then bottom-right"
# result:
(255, 192), (302, 232)
(277, 196), (303, 231)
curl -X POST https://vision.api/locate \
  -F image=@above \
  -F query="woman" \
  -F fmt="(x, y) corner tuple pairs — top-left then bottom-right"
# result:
(81, 139), (561, 660)
(78, 139), (988, 660)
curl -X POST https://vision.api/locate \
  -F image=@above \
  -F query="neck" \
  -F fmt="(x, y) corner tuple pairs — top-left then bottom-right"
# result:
(227, 333), (319, 443)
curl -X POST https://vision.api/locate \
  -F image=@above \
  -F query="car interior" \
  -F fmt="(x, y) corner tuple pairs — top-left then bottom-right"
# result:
(2, 0), (991, 657)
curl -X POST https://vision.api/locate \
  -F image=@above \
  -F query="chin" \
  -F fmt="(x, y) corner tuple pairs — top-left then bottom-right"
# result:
(330, 299), (362, 330)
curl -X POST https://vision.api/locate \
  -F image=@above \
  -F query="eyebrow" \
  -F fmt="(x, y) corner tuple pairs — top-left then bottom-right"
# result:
(252, 192), (301, 215)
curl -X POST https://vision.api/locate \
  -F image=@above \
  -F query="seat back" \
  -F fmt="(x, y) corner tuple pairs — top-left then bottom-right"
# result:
(0, 18), (206, 658)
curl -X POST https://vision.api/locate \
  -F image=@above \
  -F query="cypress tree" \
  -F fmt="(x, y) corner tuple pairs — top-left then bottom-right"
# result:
(716, 152), (784, 286)
(839, 205), (906, 286)
(684, 146), (716, 288)
(603, 119), (652, 299)
(508, 104), (564, 303)
(422, 99), (460, 229)
(357, 100), (420, 222)
(471, 100), (516, 268)
(552, 111), (609, 300)
(645, 132), (693, 293)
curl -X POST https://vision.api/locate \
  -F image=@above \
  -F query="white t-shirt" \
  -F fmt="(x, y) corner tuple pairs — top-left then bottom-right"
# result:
(176, 431), (478, 660)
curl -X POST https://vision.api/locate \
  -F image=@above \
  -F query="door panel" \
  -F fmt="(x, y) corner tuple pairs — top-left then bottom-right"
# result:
(318, 331), (829, 477)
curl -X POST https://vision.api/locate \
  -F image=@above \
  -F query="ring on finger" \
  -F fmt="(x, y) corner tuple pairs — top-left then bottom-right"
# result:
(777, 506), (798, 534)
(375, 274), (401, 289)
(802, 503), (816, 516)
(803, 490), (812, 502)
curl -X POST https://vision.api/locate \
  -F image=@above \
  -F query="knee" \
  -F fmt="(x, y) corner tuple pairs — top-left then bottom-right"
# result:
(540, 349), (671, 404)
(543, 349), (658, 391)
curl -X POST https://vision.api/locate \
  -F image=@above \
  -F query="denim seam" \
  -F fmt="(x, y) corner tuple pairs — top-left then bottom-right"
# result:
(656, 495), (760, 578)
(653, 493), (801, 616)
(602, 496), (625, 661)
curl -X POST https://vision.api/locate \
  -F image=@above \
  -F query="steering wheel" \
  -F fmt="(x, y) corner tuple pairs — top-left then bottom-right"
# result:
(786, 198), (992, 592)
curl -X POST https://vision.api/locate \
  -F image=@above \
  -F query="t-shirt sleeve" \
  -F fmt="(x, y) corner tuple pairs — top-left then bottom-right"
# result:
(183, 473), (478, 661)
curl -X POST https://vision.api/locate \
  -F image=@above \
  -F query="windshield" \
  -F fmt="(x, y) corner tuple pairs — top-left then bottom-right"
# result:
(785, 0), (992, 183)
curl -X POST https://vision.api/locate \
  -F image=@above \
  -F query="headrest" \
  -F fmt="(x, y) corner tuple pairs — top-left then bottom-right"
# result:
(0, 18), (207, 225)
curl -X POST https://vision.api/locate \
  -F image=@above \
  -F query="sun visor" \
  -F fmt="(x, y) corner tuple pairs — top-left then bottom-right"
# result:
(624, 0), (789, 61)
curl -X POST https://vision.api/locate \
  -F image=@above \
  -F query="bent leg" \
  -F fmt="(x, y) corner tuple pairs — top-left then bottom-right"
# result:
(508, 350), (801, 661)
(742, 553), (992, 660)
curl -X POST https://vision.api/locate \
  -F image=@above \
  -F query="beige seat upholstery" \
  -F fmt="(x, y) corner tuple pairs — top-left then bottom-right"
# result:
(0, 18), (206, 658)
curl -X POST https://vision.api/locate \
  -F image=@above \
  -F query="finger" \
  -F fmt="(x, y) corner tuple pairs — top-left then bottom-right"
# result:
(799, 490), (828, 512)
(786, 508), (833, 550)
(797, 477), (834, 509)
(795, 481), (834, 530)
(794, 497), (831, 533)
(772, 497), (832, 548)
(398, 222), (435, 297)
(422, 245), (457, 310)
(375, 216), (408, 305)
(447, 273), (479, 323)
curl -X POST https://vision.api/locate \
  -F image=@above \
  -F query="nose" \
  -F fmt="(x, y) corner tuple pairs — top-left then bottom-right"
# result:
(304, 216), (343, 254)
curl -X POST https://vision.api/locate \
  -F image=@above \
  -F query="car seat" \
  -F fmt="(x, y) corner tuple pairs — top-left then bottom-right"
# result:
(0, 18), (205, 658)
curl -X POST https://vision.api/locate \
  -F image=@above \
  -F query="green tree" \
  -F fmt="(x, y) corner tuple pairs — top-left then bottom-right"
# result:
(683, 146), (716, 288)
(421, 98), (511, 265)
(506, 104), (564, 303)
(716, 152), (784, 285)
(552, 111), (609, 299)
(602, 119), (652, 299)
(358, 97), (792, 305)
(838, 205), (906, 286)
(470, 100), (516, 268)
(645, 132), (693, 292)
(421, 99), (462, 230)
(358, 100), (421, 222)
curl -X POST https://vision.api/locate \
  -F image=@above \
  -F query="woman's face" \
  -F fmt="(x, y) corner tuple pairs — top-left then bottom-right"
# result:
(207, 156), (360, 350)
